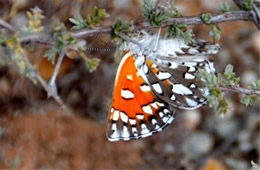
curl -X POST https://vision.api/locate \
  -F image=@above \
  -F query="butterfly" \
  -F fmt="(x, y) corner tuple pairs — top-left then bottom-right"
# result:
(106, 30), (220, 141)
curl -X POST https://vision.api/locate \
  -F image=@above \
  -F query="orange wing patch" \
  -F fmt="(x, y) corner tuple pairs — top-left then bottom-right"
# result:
(110, 52), (156, 119)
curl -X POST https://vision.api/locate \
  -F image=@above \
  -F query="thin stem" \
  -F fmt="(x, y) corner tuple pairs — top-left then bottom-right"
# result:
(219, 85), (260, 96)
(0, 19), (17, 32)
(47, 49), (65, 98)
(20, 51), (67, 109)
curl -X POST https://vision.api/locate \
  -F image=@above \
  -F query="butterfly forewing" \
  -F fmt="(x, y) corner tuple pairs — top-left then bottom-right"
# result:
(107, 52), (175, 141)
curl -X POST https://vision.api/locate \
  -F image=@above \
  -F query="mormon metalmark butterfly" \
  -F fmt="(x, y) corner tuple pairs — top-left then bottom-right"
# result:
(106, 30), (220, 141)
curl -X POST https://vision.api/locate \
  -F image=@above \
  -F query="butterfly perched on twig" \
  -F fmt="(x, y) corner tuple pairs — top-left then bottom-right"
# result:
(106, 30), (220, 142)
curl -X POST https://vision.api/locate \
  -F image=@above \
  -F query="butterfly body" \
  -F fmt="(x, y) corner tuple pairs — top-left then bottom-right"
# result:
(107, 32), (220, 141)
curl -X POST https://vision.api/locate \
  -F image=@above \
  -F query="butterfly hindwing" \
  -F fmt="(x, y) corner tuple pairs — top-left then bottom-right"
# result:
(144, 58), (213, 109)
(107, 52), (175, 141)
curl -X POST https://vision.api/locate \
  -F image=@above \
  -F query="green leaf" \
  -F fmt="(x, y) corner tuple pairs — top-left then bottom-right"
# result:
(111, 20), (133, 39)
(209, 24), (221, 41)
(86, 58), (100, 72)
(198, 69), (218, 88)
(142, 0), (166, 26)
(87, 6), (110, 28)
(242, 0), (253, 10)
(219, 2), (230, 13)
(250, 80), (260, 90)
(69, 15), (88, 30)
(167, 23), (194, 44)
(143, 0), (156, 18)
(250, 161), (260, 170)
(201, 13), (213, 24)
(241, 95), (260, 106)
(223, 64), (240, 86)
(43, 47), (57, 64)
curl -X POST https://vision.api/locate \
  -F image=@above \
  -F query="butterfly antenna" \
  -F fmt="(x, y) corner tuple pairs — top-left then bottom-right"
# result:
(153, 28), (161, 52)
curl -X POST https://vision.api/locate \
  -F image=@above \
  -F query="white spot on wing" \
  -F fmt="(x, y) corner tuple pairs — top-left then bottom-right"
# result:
(121, 89), (135, 99)
(140, 84), (151, 92)
(162, 116), (168, 123)
(135, 55), (145, 68)
(190, 84), (196, 88)
(188, 66), (196, 72)
(156, 102), (165, 107)
(155, 124), (160, 130)
(121, 126), (130, 138)
(126, 75), (133, 80)
(188, 48), (199, 54)
(136, 114), (144, 120)
(172, 84), (192, 95)
(151, 102), (158, 109)
(143, 65), (149, 74)
(163, 109), (170, 114)
(152, 119), (157, 125)
(186, 97), (198, 107)
(132, 127), (138, 136)
(184, 62), (196, 67)
(169, 62), (178, 69)
(184, 73), (196, 79)
(157, 72), (171, 80)
(120, 112), (128, 123)
(142, 105), (153, 115)
(141, 124), (150, 135)
(152, 83), (163, 94)
(129, 119), (136, 126)
(170, 94), (176, 101)
(110, 123), (120, 139)
(159, 112), (164, 118)
(112, 110), (119, 121)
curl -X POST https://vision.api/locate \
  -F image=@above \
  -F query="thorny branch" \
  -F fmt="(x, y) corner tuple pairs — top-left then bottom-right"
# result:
(219, 86), (260, 96)
(0, 3), (259, 108)
(233, 0), (260, 29)
(72, 10), (256, 38)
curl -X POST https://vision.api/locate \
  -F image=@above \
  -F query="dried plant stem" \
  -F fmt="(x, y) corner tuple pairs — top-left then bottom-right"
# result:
(20, 52), (67, 109)
(0, 19), (17, 32)
(72, 10), (256, 38)
(219, 85), (260, 96)
(48, 49), (65, 97)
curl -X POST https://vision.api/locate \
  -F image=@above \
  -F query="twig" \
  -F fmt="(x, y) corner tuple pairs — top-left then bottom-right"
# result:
(0, 19), (17, 32)
(233, 0), (260, 29)
(1, 45), (66, 109)
(219, 85), (260, 96)
(48, 49), (65, 98)
(20, 51), (67, 109)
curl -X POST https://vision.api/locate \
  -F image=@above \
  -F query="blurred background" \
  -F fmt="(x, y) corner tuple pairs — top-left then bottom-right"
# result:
(0, 0), (259, 169)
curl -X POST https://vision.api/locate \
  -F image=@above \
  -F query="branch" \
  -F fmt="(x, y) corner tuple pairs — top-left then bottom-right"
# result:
(1, 46), (66, 109)
(233, 0), (260, 29)
(219, 85), (260, 96)
(71, 10), (255, 38)
(0, 19), (17, 32)
(48, 49), (65, 98)
(6, 10), (254, 45)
